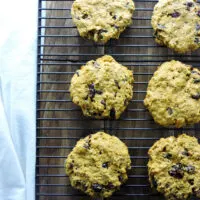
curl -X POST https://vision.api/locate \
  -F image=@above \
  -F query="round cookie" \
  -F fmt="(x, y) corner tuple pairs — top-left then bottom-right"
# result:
(70, 55), (134, 119)
(148, 134), (200, 200)
(151, 0), (200, 53)
(65, 132), (131, 198)
(71, 0), (135, 43)
(144, 60), (200, 128)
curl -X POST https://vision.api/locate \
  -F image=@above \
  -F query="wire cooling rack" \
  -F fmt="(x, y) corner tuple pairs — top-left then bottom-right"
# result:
(36, 0), (200, 199)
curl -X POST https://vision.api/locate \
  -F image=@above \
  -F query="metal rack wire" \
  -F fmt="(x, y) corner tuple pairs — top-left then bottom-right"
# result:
(36, 0), (200, 199)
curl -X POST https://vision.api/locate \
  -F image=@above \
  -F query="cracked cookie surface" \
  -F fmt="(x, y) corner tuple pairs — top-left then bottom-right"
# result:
(70, 55), (134, 119)
(65, 132), (131, 198)
(71, 0), (135, 43)
(152, 0), (200, 53)
(144, 60), (200, 128)
(148, 134), (200, 200)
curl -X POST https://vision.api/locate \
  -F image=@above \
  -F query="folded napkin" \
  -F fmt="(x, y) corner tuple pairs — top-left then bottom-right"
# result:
(0, 0), (38, 199)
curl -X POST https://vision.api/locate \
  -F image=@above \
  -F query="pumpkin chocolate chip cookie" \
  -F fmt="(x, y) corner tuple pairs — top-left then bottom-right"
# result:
(148, 134), (200, 200)
(144, 60), (200, 128)
(152, 0), (200, 53)
(70, 55), (134, 119)
(71, 0), (135, 43)
(65, 132), (131, 198)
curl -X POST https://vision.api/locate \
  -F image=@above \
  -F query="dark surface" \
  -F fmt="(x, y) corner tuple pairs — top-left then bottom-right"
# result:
(36, 0), (200, 199)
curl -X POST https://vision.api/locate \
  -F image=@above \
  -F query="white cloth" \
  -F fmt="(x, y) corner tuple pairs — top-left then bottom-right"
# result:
(0, 0), (38, 199)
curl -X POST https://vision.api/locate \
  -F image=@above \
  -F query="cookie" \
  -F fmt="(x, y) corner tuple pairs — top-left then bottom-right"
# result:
(148, 134), (200, 200)
(70, 55), (134, 119)
(151, 0), (200, 53)
(65, 132), (131, 198)
(71, 0), (135, 43)
(144, 60), (200, 128)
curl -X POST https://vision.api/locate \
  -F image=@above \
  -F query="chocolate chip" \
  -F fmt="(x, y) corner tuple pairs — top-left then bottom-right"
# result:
(186, 72), (191, 77)
(88, 29), (95, 37)
(114, 25), (119, 29)
(191, 94), (200, 100)
(194, 79), (200, 83)
(164, 153), (172, 159)
(82, 13), (88, 19)
(96, 90), (102, 95)
(114, 80), (120, 89)
(186, 2), (194, 7)
(106, 182), (115, 189)
(109, 12), (117, 20)
(151, 176), (158, 188)
(167, 107), (173, 115)
(188, 179), (194, 185)
(102, 162), (109, 168)
(185, 2), (194, 10)
(182, 149), (190, 156)
(196, 24), (200, 31)
(110, 108), (116, 119)
(184, 165), (195, 174)
(75, 71), (79, 76)
(69, 163), (73, 169)
(162, 146), (167, 152)
(170, 12), (181, 18)
(168, 163), (184, 179)
(168, 170), (184, 179)
(92, 183), (102, 192)
(88, 83), (95, 100)
(197, 10), (200, 17)
(88, 84), (102, 99)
